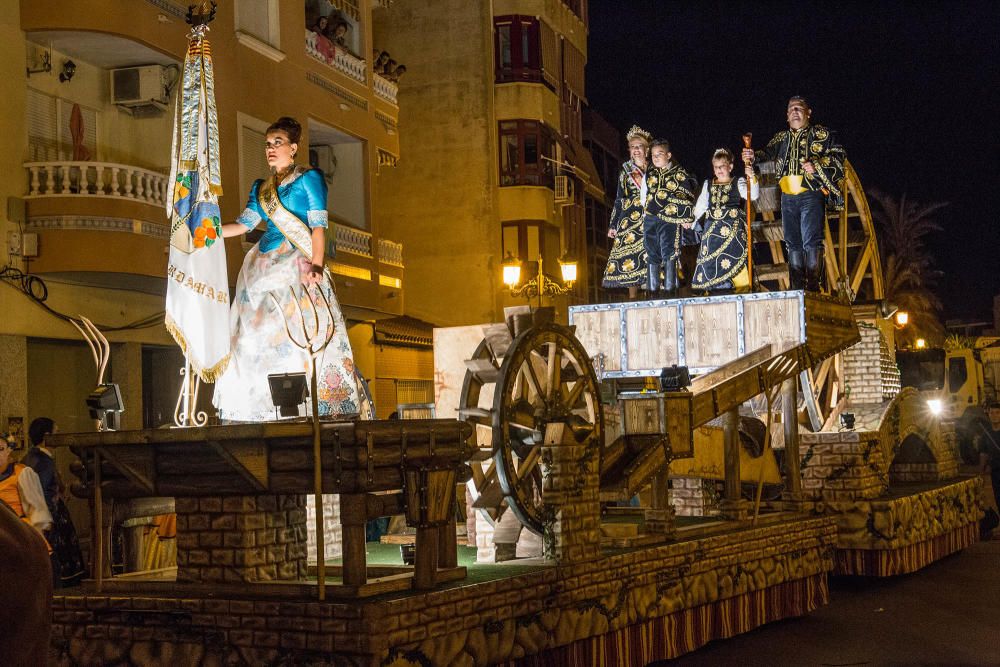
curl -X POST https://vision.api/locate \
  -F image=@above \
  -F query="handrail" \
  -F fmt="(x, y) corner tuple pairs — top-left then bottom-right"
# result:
(25, 161), (168, 206)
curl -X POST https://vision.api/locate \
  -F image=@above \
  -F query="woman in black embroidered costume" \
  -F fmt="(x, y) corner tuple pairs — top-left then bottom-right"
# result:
(602, 125), (652, 298)
(692, 148), (759, 293)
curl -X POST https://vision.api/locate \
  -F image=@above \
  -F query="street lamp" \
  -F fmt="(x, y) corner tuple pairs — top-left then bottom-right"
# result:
(915, 338), (927, 349)
(894, 310), (909, 328)
(502, 252), (577, 304)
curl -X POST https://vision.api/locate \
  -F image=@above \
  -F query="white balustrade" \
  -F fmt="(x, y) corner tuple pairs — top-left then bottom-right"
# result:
(377, 238), (404, 266)
(334, 224), (373, 257)
(25, 161), (168, 206)
(305, 30), (367, 84)
(372, 73), (399, 105)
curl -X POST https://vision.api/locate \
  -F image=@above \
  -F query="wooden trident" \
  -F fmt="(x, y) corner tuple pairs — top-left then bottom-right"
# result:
(269, 284), (336, 600)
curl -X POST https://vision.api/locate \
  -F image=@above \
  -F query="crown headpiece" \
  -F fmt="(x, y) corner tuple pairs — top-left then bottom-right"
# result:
(626, 124), (652, 144)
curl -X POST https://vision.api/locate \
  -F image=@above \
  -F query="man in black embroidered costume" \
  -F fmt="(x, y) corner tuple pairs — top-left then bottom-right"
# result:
(642, 138), (697, 296)
(744, 96), (845, 291)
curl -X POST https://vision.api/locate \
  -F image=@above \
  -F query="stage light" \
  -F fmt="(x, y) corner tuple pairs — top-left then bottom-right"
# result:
(268, 372), (308, 418)
(659, 365), (691, 392)
(839, 412), (856, 430)
(86, 383), (124, 431)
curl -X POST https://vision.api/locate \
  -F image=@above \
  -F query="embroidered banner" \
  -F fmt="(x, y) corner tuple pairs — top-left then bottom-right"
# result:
(164, 27), (230, 382)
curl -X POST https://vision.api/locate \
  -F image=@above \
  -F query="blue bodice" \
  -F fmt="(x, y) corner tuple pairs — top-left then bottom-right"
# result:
(237, 167), (330, 253)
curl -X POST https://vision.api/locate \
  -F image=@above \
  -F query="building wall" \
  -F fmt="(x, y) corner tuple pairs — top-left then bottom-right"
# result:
(373, 0), (500, 327)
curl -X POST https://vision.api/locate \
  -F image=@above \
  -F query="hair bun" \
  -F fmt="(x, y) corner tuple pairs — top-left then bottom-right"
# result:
(267, 116), (302, 144)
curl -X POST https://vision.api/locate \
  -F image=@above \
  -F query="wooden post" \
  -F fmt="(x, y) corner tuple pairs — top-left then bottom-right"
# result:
(742, 133), (754, 288)
(723, 408), (741, 503)
(340, 494), (367, 587)
(414, 525), (439, 590)
(311, 358), (325, 600)
(782, 377), (803, 502)
(93, 449), (103, 592)
(438, 517), (457, 569)
(650, 472), (669, 509)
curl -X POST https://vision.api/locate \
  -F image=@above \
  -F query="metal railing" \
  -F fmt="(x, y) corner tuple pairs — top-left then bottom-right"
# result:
(25, 161), (168, 206)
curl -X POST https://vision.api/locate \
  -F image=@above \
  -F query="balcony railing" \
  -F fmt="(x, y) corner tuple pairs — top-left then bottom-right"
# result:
(334, 224), (373, 257)
(377, 238), (403, 266)
(25, 161), (168, 206)
(372, 73), (398, 105)
(305, 30), (366, 84)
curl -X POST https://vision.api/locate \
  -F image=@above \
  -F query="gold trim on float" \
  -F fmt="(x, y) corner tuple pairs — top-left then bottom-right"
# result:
(164, 313), (231, 382)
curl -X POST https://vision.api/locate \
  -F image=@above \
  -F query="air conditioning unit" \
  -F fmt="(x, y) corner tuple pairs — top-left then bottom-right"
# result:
(309, 145), (337, 183)
(110, 65), (168, 114)
(554, 174), (573, 203)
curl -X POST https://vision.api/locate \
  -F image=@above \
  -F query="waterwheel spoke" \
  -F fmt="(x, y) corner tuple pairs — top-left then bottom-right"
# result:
(546, 342), (562, 402)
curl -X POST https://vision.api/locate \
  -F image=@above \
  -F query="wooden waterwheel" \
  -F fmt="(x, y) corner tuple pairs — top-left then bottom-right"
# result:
(459, 320), (603, 535)
(754, 160), (884, 430)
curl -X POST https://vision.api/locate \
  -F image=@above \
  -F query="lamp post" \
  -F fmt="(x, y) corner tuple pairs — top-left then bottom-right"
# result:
(894, 310), (909, 328)
(502, 252), (577, 307)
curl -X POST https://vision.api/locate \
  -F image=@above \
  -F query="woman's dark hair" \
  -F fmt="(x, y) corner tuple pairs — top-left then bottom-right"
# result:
(28, 417), (54, 447)
(651, 138), (671, 152)
(267, 116), (302, 145)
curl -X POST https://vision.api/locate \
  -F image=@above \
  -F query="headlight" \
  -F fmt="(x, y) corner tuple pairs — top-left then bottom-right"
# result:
(927, 399), (943, 416)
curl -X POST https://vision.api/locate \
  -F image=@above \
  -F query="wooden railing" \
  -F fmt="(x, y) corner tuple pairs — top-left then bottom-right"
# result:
(372, 73), (398, 105)
(305, 30), (366, 84)
(25, 161), (168, 206)
(378, 237), (403, 266)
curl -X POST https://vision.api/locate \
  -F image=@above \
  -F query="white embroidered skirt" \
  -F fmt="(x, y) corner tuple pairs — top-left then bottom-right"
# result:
(213, 241), (360, 422)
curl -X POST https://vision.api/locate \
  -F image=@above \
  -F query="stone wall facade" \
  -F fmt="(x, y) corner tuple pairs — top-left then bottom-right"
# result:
(670, 477), (722, 516)
(174, 495), (307, 584)
(842, 321), (900, 404)
(306, 494), (343, 563)
(799, 430), (889, 503)
(51, 516), (838, 667)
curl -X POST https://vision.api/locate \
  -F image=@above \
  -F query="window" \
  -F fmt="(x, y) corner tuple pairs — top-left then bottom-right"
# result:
(948, 356), (968, 394)
(502, 222), (543, 263)
(26, 89), (98, 162)
(498, 120), (554, 187)
(561, 0), (586, 22)
(494, 16), (541, 83)
(236, 0), (280, 48)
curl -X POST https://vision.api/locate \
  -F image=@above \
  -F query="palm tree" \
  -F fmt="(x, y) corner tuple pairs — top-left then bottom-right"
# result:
(868, 189), (948, 346)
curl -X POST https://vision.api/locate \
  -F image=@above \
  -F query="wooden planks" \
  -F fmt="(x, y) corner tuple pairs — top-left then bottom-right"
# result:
(572, 308), (622, 372)
(624, 305), (679, 371)
(683, 301), (740, 370)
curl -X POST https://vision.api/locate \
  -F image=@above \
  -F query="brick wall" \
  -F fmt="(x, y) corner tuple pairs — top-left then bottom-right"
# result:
(799, 431), (889, 502)
(305, 494), (343, 563)
(670, 477), (721, 516)
(174, 495), (308, 584)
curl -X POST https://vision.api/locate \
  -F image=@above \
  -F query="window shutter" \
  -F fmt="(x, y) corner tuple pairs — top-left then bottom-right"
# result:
(239, 124), (270, 204)
(237, 0), (271, 43)
(26, 89), (58, 161)
(563, 41), (586, 100)
(540, 21), (559, 88)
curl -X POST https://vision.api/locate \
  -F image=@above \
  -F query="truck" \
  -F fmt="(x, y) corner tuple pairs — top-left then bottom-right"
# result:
(898, 336), (1000, 463)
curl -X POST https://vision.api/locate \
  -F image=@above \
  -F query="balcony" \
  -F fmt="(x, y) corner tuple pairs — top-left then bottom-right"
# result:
(329, 224), (404, 317)
(26, 161), (168, 206)
(305, 29), (366, 84)
(372, 73), (399, 105)
(22, 160), (171, 293)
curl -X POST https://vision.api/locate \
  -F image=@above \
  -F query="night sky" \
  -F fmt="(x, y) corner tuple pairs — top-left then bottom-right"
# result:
(585, 0), (1000, 322)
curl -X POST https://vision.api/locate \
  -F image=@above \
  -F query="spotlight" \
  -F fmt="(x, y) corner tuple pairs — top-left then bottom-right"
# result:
(268, 372), (308, 418)
(839, 412), (855, 431)
(927, 399), (943, 417)
(659, 365), (691, 392)
(86, 383), (124, 431)
(59, 59), (76, 83)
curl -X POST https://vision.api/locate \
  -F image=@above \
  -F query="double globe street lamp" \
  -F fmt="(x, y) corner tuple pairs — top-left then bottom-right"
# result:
(501, 252), (577, 306)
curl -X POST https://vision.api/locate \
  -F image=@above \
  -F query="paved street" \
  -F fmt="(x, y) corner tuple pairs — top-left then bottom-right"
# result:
(653, 540), (1000, 666)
